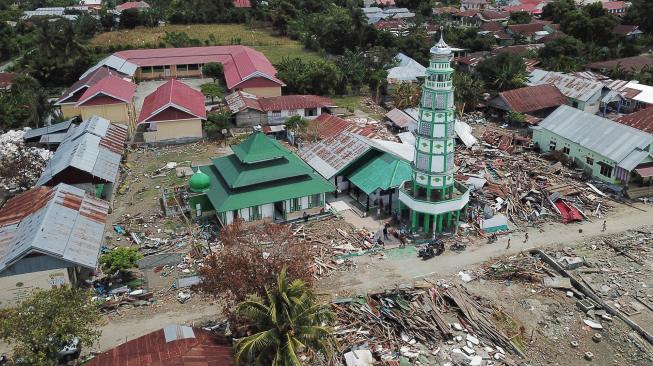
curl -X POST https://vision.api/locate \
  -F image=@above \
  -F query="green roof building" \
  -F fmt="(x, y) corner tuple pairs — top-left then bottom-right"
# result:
(398, 33), (470, 234)
(189, 132), (334, 225)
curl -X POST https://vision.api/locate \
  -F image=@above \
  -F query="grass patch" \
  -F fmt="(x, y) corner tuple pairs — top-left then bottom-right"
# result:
(332, 96), (362, 113)
(89, 23), (322, 64)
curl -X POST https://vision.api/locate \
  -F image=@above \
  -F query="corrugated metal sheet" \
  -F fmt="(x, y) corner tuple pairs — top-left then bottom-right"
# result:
(494, 84), (567, 113)
(23, 119), (74, 140)
(385, 108), (416, 128)
(37, 116), (127, 186)
(0, 184), (109, 274)
(537, 106), (653, 167)
(617, 108), (653, 133)
(619, 149), (650, 171)
(528, 69), (604, 102)
(298, 131), (372, 179)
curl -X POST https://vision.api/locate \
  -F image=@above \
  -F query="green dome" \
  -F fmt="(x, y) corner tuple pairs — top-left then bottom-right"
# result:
(189, 168), (211, 192)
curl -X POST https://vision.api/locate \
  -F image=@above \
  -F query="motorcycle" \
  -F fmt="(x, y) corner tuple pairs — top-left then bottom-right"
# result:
(418, 240), (445, 260)
(450, 242), (467, 252)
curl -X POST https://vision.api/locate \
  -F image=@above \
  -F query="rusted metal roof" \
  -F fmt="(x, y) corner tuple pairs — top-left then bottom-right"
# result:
(0, 184), (109, 274)
(493, 84), (567, 114)
(37, 116), (127, 186)
(298, 131), (372, 179)
(587, 55), (653, 73)
(306, 113), (379, 141)
(385, 108), (416, 128)
(617, 108), (653, 134)
(528, 69), (605, 102)
(86, 325), (233, 366)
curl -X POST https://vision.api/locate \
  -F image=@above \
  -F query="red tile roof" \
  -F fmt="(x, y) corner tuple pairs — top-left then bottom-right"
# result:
(232, 0), (251, 7)
(116, 1), (150, 11)
(86, 325), (233, 366)
(479, 10), (510, 20)
(226, 92), (335, 113)
(457, 10), (479, 17)
(481, 21), (503, 32)
(602, 1), (626, 11)
(114, 46), (283, 90)
(76, 75), (136, 107)
(617, 108), (653, 134)
(374, 19), (407, 31)
(497, 84), (567, 113)
(613, 25), (640, 36)
(538, 31), (566, 43)
(0, 72), (16, 88)
(587, 55), (653, 72)
(138, 79), (206, 123)
(502, 2), (544, 14)
(57, 67), (124, 105)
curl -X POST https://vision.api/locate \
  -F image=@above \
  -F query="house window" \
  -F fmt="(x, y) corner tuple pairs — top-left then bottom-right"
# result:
(188, 64), (200, 71)
(599, 162), (613, 178)
(291, 198), (301, 212)
(251, 205), (262, 220)
(152, 66), (164, 73)
(586, 156), (594, 165)
(306, 108), (318, 117)
(562, 146), (570, 154)
(548, 140), (556, 151)
(271, 110), (282, 118)
(572, 100), (579, 108)
(141, 66), (153, 74)
(288, 109), (299, 116)
(177, 64), (188, 72)
(416, 152), (429, 171)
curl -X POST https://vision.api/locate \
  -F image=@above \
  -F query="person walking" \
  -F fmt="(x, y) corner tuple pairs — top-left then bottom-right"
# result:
(602, 220), (607, 232)
(383, 224), (389, 240)
(506, 237), (511, 250)
(523, 232), (528, 243)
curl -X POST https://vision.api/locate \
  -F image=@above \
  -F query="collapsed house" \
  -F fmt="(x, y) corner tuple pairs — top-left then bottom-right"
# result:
(36, 115), (128, 202)
(0, 183), (109, 307)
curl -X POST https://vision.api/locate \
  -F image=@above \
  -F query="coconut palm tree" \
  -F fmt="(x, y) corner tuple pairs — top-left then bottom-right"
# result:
(234, 268), (336, 365)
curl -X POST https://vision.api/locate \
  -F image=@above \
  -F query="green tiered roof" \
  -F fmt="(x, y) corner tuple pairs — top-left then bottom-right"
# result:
(347, 153), (412, 195)
(196, 132), (334, 212)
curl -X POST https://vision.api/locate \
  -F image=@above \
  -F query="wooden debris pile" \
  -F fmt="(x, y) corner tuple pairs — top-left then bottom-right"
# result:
(292, 217), (375, 278)
(332, 283), (524, 364)
(480, 254), (550, 283)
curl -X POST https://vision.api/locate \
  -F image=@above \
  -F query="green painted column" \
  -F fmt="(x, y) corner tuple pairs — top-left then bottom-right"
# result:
(437, 214), (444, 233)
(433, 214), (438, 234)
(411, 211), (418, 231)
(455, 210), (460, 234)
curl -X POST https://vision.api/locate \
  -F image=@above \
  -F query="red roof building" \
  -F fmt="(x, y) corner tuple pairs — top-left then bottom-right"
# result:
(75, 75), (137, 132)
(613, 25), (643, 38)
(489, 84), (568, 120)
(306, 113), (378, 140)
(587, 55), (653, 73)
(601, 0), (628, 15)
(226, 91), (337, 127)
(507, 22), (548, 37)
(136, 79), (206, 143)
(116, 1), (150, 11)
(0, 72), (16, 89)
(56, 67), (126, 119)
(96, 46), (284, 97)
(617, 108), (653, 134)
(86, 325), (233, 366)
(233, 0), (251, 7)
(373, 19), (409, 35)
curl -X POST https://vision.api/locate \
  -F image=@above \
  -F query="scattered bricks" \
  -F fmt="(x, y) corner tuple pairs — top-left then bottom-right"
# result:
(585, 352), (594, 361)
(593, 333), (603, 343)
(570, 341), (579, 348)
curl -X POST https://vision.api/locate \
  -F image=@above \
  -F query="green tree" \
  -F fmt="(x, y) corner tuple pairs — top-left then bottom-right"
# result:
(268, 0), (299, 35)
(541, 0), (576, 23)
(453, 73), (484, 116)
(537, 36), (587, 72)
(285, 114), (308, 135)
(509, 11), (531, 25)
(119, 8), (141, 29)
(0, 75), (52, 128)
(202, 62), (224, 82)
(390, 81), (421, 109)
(275, 57), (342, 95)
(476, 53), (527, 92)
(0, 20), (17, 61)
(73, 13), (101, 39)
(200, 82), (224, 103)
(234, 268), (336, 365)
(205, 108), (232, 135)
(99, 247), (143, 274)
(0, 286), (101, 365)
(624, 0), (653, 33)
(507, 111), (526, 124)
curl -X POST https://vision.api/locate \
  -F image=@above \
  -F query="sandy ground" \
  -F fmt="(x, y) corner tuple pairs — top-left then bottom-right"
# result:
(318, 202), (652, 296)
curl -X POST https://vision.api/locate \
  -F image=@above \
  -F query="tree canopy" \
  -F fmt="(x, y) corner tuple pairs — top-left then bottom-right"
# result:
(0, 287), (101, 365)
(202, 62), (224, 82)
(508, 11), (531, 25)
(476, 53), (527, 93)
(234, 268), (336, 365)
(99, 247), (143, 274)
(0, 75), (52, 129)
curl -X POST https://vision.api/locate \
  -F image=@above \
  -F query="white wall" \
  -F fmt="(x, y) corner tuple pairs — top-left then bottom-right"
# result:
(0, 269), (70, 308)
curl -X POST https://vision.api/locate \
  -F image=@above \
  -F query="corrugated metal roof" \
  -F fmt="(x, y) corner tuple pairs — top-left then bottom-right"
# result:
(23, 119), (74, 140)
(587, 55), (653, 73)
(385, 108), (416, 128)
(617, 108), (653, 133)
(528, 69), (604, 102)
(298, 131), (372, 179)
(0, 184), (109, 274)
(493, 84), (567, 113)
(537, 105), (653, 167)
(85, 325), (233, 366)
(37, 116), (127, 186)
(387, 53), (426, 83)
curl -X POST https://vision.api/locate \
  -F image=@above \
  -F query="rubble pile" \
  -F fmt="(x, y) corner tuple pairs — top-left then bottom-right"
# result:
(481, 254), (549, 283)
(293, 217), (380, 278)
(0, 129), (52, 191)
(332, 282), (524, 365)
(457, 132), (614, 229)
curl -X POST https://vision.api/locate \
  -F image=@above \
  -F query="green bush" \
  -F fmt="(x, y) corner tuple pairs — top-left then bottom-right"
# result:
(99, 247), (143, 274)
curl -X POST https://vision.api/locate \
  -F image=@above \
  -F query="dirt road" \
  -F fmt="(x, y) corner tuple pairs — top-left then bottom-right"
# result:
(318, 202), (652, 296)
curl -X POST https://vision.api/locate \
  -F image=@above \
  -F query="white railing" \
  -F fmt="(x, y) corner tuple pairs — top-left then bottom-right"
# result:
(425, 80), (452, 89)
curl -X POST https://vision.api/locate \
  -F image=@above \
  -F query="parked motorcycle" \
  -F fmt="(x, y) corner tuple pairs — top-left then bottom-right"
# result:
(418, 240), (445, 260)
(450, 242), (467, 252)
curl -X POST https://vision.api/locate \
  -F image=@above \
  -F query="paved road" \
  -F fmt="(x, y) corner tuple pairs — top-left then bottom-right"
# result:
(318, 202), (652, 296)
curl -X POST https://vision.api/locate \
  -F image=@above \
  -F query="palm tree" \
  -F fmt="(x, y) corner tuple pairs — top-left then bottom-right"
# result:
(234, 268), (336, 365)
(453, 73), (484, 117)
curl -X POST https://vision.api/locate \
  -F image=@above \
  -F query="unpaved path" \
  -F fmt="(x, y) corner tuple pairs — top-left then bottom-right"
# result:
(318, 202), (652, 296)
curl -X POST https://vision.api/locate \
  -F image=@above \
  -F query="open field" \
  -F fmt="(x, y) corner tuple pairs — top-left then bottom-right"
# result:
(89, 23), (323, 64)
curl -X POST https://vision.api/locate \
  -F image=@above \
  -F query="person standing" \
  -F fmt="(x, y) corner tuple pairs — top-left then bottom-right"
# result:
(506, 237), (511, 250)
(602, 220), (607, 232)
(523, 232), (528, 243)
(383, 224), (389, 240)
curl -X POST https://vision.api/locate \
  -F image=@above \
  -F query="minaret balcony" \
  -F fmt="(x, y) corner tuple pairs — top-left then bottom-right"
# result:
(399, 181), (469, 215)
(425, 80), (452, 89)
